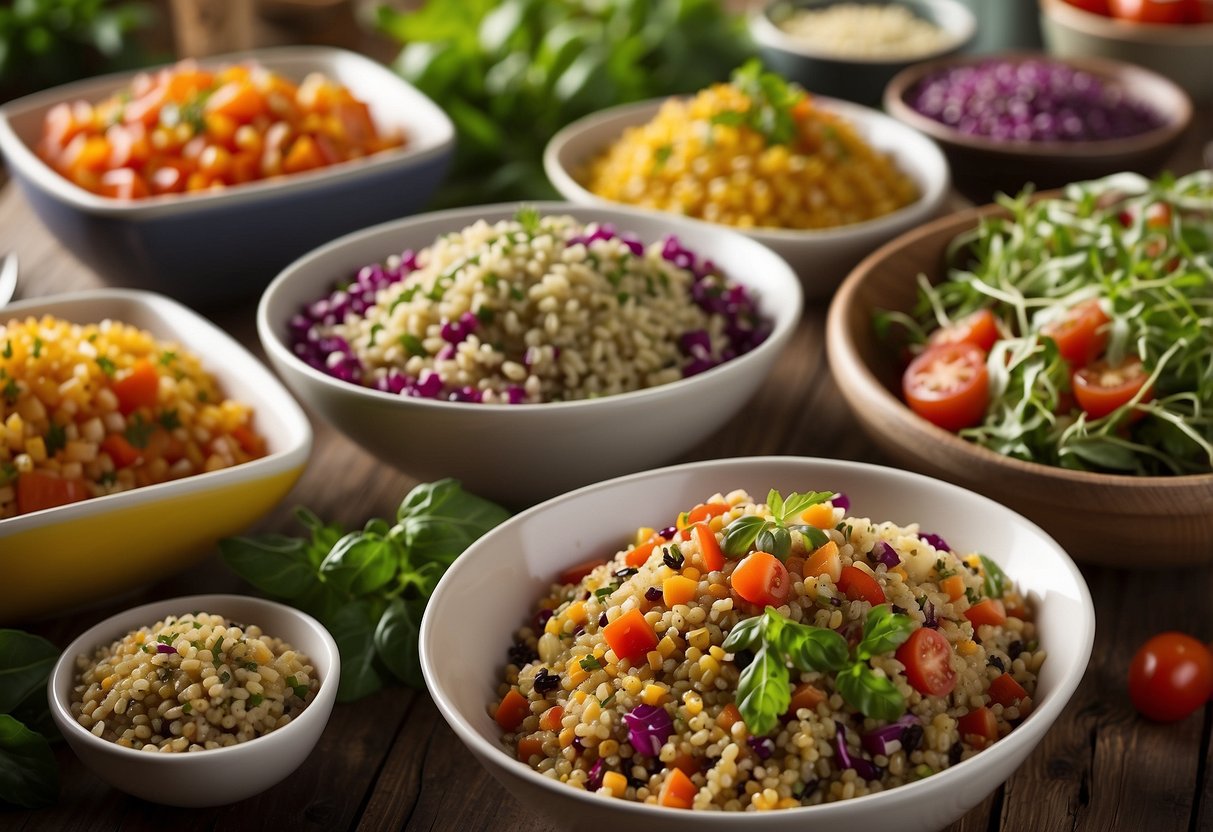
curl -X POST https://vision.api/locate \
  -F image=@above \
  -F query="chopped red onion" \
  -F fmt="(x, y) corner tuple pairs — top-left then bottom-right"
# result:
(156, 643), (176, 654)
(624, 704), (673, 756)
(862, 715), (919, 757)
(834, 724), (881, 781)
(830, 492), (850, 511)
(872, 541), (901, 569)
(923, 600), (938, 629)
(747, 735), (775, 759)
(587, 757), (606, 790)
(919, 533), (951, 552)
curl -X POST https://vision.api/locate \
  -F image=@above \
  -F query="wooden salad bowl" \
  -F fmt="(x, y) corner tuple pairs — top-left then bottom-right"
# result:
(825, 200), (1213, 566)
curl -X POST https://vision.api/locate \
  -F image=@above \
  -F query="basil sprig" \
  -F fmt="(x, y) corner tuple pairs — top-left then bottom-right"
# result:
(723, 605), (914, 735)
(978, 554), (1009, 599)
(722, 489), (834, 561)
(220, 479), (509, 702)
(0, 630), (60, 808)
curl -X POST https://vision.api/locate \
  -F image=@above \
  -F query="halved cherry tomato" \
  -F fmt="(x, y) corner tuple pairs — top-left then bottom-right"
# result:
(1072, 357), (1152, 420)
(958, 706), (999, 748)
(895, 627), (958, 696)
(1128, 632), (1213, 722)
(731, 551), (791, 607)
(1065, 0), (1111, 12)
(111, 359), (160, 415)
(557, 558), (606, 585)
(15, 471), (89, 515)
(1109, 0), (1201, 23)
(989, 673), (1030, 708)
(928, 308), (999, 354)
(100, 433), (142, 469)
(602, 608), (659, 663)
(903, 342), (990, 432)
(836, 565), (886, 606)
(965, 599), (1008, 628)
(1040, 299), (1110, 367)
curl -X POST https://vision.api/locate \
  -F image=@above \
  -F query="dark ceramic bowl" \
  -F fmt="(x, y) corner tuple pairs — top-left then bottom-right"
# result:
(0, 46), (453, 307)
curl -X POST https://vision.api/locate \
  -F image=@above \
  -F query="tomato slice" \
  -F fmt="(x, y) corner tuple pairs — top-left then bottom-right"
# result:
(1072, 357), (1152, 420)
(836, 565), (885, 606)
(1128, 632), (1213, 722)
(1109, 0), (1201, 23)
(927, 308), (999, 354)
(1040, 299), (1110, 367)
(1065, 0), (1111, 12)
(958, 706), (999, 749)
(111, 359), (160, 415)
(16, 471), (89, 515)
(988, 673), (1029, 708)
(895, 627), (958, 697)
(730, 551), (791, 607)
(965, 599), (1007, 628)
(903, 343), (990, 432)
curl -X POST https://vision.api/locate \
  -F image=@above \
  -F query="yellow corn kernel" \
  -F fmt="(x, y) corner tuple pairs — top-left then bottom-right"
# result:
(101, 674), (117, 692)
(573, 691), (588, 704)
(965, 554), (983, 570)
(559, 727), (575, 748)
(545, 616), (562, 636)
(24, 436), (47, 463)
(683, 690), (703, 716)
(709, 515), (726, 532)
(565, 666), (588, 689)
(622, 676), (643, 696)
(647, 651), (663, 671)
(565, 601), (587, 625)
(602, 770), (628, 797)
(891, 565), (909, 582)
(636, 527), (655, 546)
(687, 627), (711, 652)
(641, 683), (666, 706)
(698, 655), (720, 675)
(708, 583), (729, 598)
(657, 636), (678, 659)
(709, 645), (726, 661)
(682, 566), (701, 582)
(599, 739), (620, 757)
(958, 639), (979, 656)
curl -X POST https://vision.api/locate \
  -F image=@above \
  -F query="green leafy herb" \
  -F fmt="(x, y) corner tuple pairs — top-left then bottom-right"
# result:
(721, 489), (834, 561)
(515, 205), (542, 235)
(123, 413), (154, 449)
(182, 702), (192, 714)
(247, 694), (262, 708)
(979, 555), (1009, 599)
(3, 378), (19, 405)
(220, 479), (509, 702)
(723, 606), (913, 735)
(599, 692), (616, 708)
(96, 356), (116, 377)
(0, 630), (60, 808)
(158, 350), (177, 366)
(713, 60), (805, 147)
(653, 144), (673, 170)
(43, 423), (66, 457)
(579, 655), (602, 672)
(399, 334), (426, 358)
(158, 409), (181, 430)
(1, 340), (10, 359)
(32, 338), (42, 359)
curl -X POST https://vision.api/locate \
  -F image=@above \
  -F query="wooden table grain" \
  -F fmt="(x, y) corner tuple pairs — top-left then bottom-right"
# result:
(2, 113), (1211, 830)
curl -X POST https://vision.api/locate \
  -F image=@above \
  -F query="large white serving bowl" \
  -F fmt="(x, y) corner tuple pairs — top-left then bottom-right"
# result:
(544, 97), (950, 300)
(49, 594), (340, 807)
(258, 202), (803, 507)
(419, 455), (1094, 832)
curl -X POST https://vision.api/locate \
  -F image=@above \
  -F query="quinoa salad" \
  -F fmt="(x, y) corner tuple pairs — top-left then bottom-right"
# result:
(289, 209), (770, 404)
(70, 612), (319, 753)
(494, 489), (1042, 811)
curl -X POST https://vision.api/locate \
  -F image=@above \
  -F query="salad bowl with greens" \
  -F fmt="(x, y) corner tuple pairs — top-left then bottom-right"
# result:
(827, 171), (1213, 566)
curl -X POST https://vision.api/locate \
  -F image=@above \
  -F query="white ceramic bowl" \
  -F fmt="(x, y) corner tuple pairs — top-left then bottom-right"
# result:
(0, 46), (454, 305)
(419, 455), (1094, 832)
(543, 97), (950, 299)
(48, 594), (340, 807)
(257, 202), (803, 507)
(1, 290), (312, 624)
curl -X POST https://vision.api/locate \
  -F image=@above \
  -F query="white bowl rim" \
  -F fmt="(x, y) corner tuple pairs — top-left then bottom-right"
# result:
(419, 454), (1096, 823)
(257, 199), (804, 413)
(0, 287), (312, 531)
(749, 0), (978, 66)
(0, 45), (455, 220)
(48, 593), (340, 761)
(543, 96), (951, 245)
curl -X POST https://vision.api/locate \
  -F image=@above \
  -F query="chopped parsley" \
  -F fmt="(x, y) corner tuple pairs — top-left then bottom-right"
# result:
(1, 340), (10, 359)
(158, 350), (177, 367)
(96, 356), (117, 377)
(398, 333), (426, 357)
(2, 378), (16, 405)
(158, 409), (181, 430)
(598, 692), (616, 708)
(653, 144), (673, 169)
(182, 702), (193, 714)
(32, 337), (42, 358)
(579, 655), (602, 672)
(219, 671), (231, 684)
(124, 413), (155, 449)
(44, 422), (66, 456)
(248, 693), (263, 707)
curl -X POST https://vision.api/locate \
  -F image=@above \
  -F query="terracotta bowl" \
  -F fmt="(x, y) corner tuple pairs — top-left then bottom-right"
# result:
(825, 202), (1213, 566)
(882, 51), (1192, 203)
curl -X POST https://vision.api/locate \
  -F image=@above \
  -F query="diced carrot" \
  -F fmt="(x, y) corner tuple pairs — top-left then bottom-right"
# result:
(98, 168), (150, 200)
(988, 674), (1028, 708)
(786, 682), (826, 716)
(625, 536), (666, 568)
(692, 523), (724, 573)
(111, 358), (159, 415)
(101, 433), (142, 469)
(657, 766), (697, 809)
(516, 734), (543, 761)
(602, 770), (628, 797)
(941, 574), (967, 601)
(716, 703), (742, 731)
(282, 135), (324, 174)
(804, 540), (841, 583)
(231, 423), (266, 457)
(557, 558), (605, 586)
(687, 502), (729, 525)
(965, 599), (1007, 628)
(15, 471), (89, 515)
(494, 689), (530, 731)
(800, 502), (835, 529)
(602, 609), (658, 664)
(205, 81), (265, 122)
(663, 575), (698, 608)
(539, 705), (564, 732)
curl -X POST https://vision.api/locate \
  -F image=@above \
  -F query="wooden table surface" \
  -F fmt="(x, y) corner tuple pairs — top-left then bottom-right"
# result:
(3, 111), (1212, 831)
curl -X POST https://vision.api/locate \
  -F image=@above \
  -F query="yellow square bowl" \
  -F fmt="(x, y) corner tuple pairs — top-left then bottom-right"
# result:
(0, 289), (312, 622)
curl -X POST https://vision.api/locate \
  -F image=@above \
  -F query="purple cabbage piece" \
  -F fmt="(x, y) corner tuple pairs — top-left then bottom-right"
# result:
(923, 599), (938, 629)
(834, 724), (881, 781)
(623, 704), (673, 757)
(862, 715), (919, 757)
(747, 736), (775, 759)
(872, 541), (900, 570)
(587, 758), (606, 790)
(920, 533), (951, 552)
(658, 525), (678, 540)
(156, 643), (176, 654)
(830, 492), (850, 511)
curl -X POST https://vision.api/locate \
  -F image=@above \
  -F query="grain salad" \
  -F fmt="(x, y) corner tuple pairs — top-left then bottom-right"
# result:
(70, 612), (319, 753)
(290, 210), (770, 403)
(0, 315), (265, 519)
(777, 4), (955, 60)
(581, 62), (918, 231)
(494, 489), (1042, 810)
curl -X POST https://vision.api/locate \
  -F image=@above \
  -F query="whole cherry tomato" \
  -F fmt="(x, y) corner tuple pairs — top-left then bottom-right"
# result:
(1109, 0), (1201, 23)
(1128, 632), (1213, 722)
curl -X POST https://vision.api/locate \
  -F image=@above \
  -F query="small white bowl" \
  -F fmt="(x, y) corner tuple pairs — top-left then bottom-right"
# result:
(420, 455), (1094, 831)
(257, 202), (803, 507)
(1, 289), (312, 623)
(543, 97), (950, 299)
(48, 594), (340, 807)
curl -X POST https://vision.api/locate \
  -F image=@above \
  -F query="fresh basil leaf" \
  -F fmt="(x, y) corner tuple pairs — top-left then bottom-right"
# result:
(0, 714), (57, 808)
(722, 515), (767, 558)
(319, 532), (399, 595)
(218, 535), (317, 599)
(373, 597), (427, 689)
(0, 630), (58, 714)
(835, 664), (905, 721)
(397, 479), (510, 566)
(788, 524), (830, 551)
(8, 687), (55, 741)
(779, 622), (849, 673)
(721, 615), (763, 653)
(295, 507), (346, 568)
(777, 491), (834, 524)
(327, 601), (384, 703)
(855, 605), (914, 661)
(979, 555), (1009, 599)
(765, 489), (784, 520)
(734, 644), (790, 738)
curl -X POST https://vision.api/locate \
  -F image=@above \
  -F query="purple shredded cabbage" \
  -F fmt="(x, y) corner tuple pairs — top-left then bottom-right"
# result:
(872, 541), (901, 570)
(155, 643), (176, 654)
(624, 704), (673, 756)
(747, 736), (775, 760)
(830, 492), (850, 512)
(920, 533), (951, 552)
(862, 715), (919, 757)
(587, 758), (606, 789)
(923, 600), (938, 629)
(835, 724), (881, 781)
